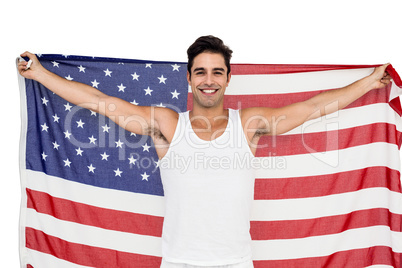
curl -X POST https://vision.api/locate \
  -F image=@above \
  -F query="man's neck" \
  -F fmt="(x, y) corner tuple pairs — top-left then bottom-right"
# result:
(190, 105), (228, 123)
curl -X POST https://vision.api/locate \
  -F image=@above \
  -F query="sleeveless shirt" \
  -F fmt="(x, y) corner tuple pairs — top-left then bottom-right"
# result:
(159, 109), (256, 266)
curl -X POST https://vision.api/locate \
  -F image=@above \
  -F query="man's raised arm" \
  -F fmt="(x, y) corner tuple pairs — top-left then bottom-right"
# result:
(17, 52), (178, 140)
(243, 64), (392, 137)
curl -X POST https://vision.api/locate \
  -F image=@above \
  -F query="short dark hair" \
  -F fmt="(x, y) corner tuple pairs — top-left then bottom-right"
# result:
(187, 35), (233, 78)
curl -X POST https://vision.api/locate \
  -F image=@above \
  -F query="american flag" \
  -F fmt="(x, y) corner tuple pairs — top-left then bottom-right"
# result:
(18, 54), (402, 267)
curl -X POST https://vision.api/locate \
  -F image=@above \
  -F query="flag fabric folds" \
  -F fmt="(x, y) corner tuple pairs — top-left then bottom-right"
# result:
(18, 54), (402, 267)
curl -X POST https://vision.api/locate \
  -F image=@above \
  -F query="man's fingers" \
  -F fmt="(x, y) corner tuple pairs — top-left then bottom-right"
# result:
(20, 51), (38, 64)
(26, 59), (33, 69)
(20, 51), (34, 59)
(380, 73), (392, 84)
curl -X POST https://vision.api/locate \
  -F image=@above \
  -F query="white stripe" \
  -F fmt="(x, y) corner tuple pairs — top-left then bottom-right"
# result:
(22, 248), (92, 268)
(25, 209), (162, 257)
(25, 169), (165, 217)
(18, 64), (30, 268)
(227, 68), (375, 95)
(390, 80), (402, 102)
(251, 187), (402, 221)
(188, 67), (374, 94)
(366, 266), (394, 268)
(255, 142), (401, 178)
(251, 226), (402, 260)
(283, 103), (402, 135)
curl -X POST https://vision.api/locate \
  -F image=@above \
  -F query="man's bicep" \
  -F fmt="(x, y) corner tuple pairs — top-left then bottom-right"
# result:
(98, 96), (156, 136)
(266, 102), (318, 135)
(244, 103), (314, 136)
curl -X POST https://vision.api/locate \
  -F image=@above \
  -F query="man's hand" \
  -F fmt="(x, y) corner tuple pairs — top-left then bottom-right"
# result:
(369, 63), (392, 90)
(18, 52), (43, 80)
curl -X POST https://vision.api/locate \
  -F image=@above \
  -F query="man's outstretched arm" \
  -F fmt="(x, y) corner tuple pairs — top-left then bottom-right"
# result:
(18, 52), (178, 140)
(243, 64), (392, 137)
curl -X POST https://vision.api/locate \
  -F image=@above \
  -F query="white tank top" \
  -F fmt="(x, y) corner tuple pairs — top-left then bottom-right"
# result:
(159, 109), (256, 266)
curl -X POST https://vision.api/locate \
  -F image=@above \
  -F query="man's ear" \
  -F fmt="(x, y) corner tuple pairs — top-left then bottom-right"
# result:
(187, 71), (191, 84)
(226, 72), (232, 86)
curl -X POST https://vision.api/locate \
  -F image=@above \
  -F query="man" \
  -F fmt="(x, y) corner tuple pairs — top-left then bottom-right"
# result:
(18, 35), (391, 268)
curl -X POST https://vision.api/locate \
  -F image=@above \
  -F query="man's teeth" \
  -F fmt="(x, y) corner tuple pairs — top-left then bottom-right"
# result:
(202, 89), (217, 93)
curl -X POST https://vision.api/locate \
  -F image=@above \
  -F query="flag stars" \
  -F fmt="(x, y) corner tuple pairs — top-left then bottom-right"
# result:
(41, 97), (49, 106)
(104, 68), (112, 77)
(64, 103), (73, 111)
(52, 141), (60, 150)
(142, 143), (151, 152)
(76, 147), (84, 156)
(78, 65), (86, 72)
(131, 72), (140, 81)
(41, 123), (49, 132)
(141, 172), (150, 181)
(156, 103), (166, 108)
(171, 90), (180, 99)
(158, 75), (167, 84)
(115, 139), (124, 148)
(88, 135), (97, 144)
(171, 64), (180, 71)
(114, 168), (123, 177)
(88, 164), (96, 173)
(154, 160), (160, 168)
(76, 119), (85, 128)
(102, 124), (110, 133)
(63, 158), (71, 167)
(128, 155), (137, 165)
(100, 152), (110, 160)
(91, 80), (100, 88)
(53, 114), (60, 123)
(64, 130), (72, 139)
(117, 83), (126, 92)
(31, 59), (189, 187)
(65, 75), (74, 81)
(144, 87), (153, 96)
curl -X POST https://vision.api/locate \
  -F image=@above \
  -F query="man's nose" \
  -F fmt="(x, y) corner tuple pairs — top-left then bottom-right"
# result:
(204, 73), (214, 85)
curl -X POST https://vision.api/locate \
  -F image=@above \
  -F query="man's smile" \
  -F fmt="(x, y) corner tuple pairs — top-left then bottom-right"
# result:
(198, 87), (220, 95)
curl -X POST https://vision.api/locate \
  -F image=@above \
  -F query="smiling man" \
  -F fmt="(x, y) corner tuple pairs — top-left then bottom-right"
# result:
(18, 35), (391, 268)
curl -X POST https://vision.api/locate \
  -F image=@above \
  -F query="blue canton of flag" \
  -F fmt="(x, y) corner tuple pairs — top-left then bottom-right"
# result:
(25, 54), (188, 196)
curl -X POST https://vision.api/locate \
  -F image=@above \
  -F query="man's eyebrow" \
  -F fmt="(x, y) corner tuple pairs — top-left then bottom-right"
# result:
(193, 67), (225, 72)
(193, 67), (205, 72)
(213, 68), (225, 72)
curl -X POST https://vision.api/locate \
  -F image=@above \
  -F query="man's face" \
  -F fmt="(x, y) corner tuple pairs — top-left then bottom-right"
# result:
(187, 52), (231, 109)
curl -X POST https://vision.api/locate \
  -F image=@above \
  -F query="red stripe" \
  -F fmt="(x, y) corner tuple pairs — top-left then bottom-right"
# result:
(254, 166), (401, 199)
(25, 227), (161, 268)
(250, 208), (402, 240)
(187, 84), (391, 111)
(26, 189), (163, 237)
(230, 63), (381, 75)
(256, 123), (401, 157)
(387, 64), (402, 88)
(253, 246), (400, 268)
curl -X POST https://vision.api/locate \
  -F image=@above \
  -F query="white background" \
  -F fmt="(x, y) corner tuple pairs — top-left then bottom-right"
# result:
(1, 0), (401, 266)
